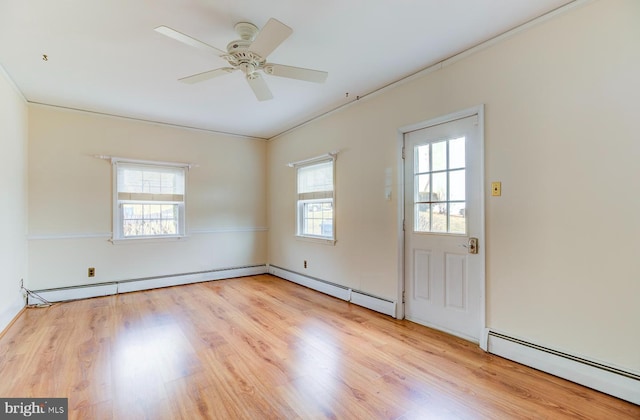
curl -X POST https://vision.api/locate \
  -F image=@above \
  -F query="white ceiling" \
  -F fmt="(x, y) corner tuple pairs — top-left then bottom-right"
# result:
(0, 0), (573, 139)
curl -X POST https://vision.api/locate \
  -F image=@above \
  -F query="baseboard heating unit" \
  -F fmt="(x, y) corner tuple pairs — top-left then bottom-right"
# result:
(268, 265), (396, 317)
(27, 265), (268, 305)
(484, 329), (640, 405)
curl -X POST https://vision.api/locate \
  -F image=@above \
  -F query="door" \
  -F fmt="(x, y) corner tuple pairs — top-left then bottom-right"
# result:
(403, 111), (484, 342)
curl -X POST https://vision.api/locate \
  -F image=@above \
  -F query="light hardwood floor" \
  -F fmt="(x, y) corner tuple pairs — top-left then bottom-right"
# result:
(0, 274), (637, 419)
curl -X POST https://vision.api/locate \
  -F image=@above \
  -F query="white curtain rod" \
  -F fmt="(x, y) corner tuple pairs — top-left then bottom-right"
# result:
(287, 151), (338, 168)
(93, 155), (196, 169)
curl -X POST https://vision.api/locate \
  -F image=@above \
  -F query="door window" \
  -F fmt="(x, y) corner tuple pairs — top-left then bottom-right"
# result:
(413, 137), (466, 234)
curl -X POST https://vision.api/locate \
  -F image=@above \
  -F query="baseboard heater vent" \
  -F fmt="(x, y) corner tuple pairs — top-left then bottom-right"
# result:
(268, 265), (396, 317)
(485, 329), (640, 405)
(27, 265), (268, 305)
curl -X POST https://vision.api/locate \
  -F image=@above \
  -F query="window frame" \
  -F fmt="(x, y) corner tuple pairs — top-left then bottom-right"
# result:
(111, 159), (189, 243)
(294, 155), (336, 244)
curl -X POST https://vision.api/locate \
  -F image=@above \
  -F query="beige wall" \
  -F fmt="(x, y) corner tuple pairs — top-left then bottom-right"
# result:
(28, 105), (267, 290)
(0, 68), (28, 323)
(267, 0), (640, 372)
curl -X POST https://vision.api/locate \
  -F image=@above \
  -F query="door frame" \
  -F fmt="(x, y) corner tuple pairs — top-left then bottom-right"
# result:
(395, 105), (486, 346)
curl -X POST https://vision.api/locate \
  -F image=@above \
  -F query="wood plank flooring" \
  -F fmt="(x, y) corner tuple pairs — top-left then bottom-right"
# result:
(0, 274), (637, 419)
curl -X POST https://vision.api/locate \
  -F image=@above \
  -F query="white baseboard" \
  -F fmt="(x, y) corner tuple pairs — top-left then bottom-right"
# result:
(486, 329), (640, 405)
(28, 265), (268, 304)
(118, 265), (267, 293)
(268, 265), (396, 317)
(0, 294), (25, 335)
(269, 265), (351, 301)
(350, 291), (396, 317)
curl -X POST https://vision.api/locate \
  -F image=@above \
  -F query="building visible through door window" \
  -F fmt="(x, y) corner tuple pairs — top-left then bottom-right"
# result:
(414, 137), (466, 234)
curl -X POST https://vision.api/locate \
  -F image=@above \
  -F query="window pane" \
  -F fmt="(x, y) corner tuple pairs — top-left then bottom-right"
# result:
(301, 200), (333, 238)
(416, 144), (430, 173)
(415, 203), (430, 232)
(122, 203), (178, 237)
(450, 202), (466, 234)
(416, 174), (431, 202)
(449, 137), (465, 169)
(449, 170), (465, 201)
(432, 172), (447, 202)
(430, 204), (447, 233)
(432, 141), (447, 171)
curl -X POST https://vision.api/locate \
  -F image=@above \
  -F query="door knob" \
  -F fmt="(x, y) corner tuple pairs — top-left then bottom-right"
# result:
(464, 237), (479, 254)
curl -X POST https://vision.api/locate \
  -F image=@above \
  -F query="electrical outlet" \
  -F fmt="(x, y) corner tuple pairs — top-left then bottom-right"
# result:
(491, 182), (502, 196)
(88, 267), (96, 277)
(304, 260), (308, 269)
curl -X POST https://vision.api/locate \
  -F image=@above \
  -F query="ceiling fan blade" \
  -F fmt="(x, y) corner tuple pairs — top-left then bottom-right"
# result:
(179, 68), (236, 84)
(264, 64), (328, 83)
(246, 74), (273, 101)
(249, 18), (293, 58)
(154, 25), (226, 55)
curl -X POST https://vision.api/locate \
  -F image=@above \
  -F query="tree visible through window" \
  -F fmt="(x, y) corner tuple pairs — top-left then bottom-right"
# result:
(414, 137), (466, 234)
(296, 159), (335, 240)
(113, 162), (186, 240)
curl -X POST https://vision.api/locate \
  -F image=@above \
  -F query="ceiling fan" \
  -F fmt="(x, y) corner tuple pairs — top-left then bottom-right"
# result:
(155, 18), (328, 101)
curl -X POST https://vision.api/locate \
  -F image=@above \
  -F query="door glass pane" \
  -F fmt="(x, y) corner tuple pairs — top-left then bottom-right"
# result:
(415, 203), (430, 232)
(416, 144), (430, 173)
(449, 137), (465, 169)
(450, 170), (465, 201)
(416, 174), (431, 202)
(449, 202), (466, 234)
(432, 141), (447, 171)
(431, 203), (447, 233)
(432, 172), (447, 202)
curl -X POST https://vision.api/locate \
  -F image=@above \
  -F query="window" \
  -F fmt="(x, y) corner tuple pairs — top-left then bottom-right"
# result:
(414, 137), (466, 234)
(296, 158), (335, 241)
(113, 162), (186, 240)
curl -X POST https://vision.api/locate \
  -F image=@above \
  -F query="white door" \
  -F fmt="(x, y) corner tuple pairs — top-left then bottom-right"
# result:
(403, 111), (484, 342)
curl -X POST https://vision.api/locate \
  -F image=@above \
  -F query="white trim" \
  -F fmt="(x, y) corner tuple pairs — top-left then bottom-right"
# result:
(27, 265), (268, 304)
(28, 284), (117, 305)
(269, 265), (351, 301)
(294, 235), (336, 246)
(396, 129), (405, 320)
(95, 155), (194, 169)
(28, 227), (268, 240)
(190, 227), (269, 234)
(268, 0), (592, 141)
(117, 265), (267, 293)
(350, 291), (396, 317)
(29, 102), (268, 141)
(486, 330), (640, 405)
(440, 0), (593, 70)
(27, 232), (112, 240)
(268, 265), (397, 317)
(0, 63), (27, 103)
(398, 105), (486, 341)
(0, 294), (25, 335)
(287, 151), (338, 168)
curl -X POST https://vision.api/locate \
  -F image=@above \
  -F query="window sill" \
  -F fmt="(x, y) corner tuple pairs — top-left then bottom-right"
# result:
(295, 235), (336, 246)
(110, 235), (188, 245)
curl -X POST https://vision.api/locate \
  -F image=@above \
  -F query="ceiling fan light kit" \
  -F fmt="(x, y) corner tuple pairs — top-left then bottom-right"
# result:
(155, 18), (328, 101)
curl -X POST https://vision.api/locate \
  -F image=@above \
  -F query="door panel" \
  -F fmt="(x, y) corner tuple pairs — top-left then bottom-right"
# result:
(404, 112), (483, 342)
